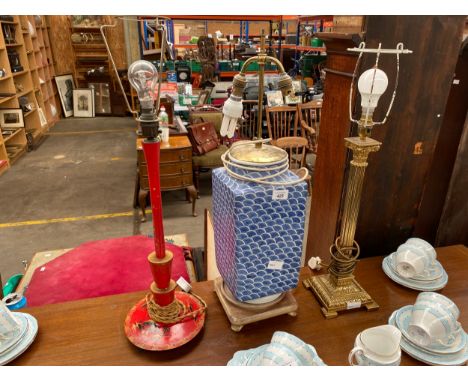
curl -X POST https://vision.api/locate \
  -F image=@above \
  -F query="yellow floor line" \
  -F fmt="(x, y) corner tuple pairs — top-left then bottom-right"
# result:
(0, 210), (152, 228)
(46, 129), (135, 136)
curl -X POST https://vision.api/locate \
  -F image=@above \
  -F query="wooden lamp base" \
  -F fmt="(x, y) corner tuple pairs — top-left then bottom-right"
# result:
(214, 277), (298, 332)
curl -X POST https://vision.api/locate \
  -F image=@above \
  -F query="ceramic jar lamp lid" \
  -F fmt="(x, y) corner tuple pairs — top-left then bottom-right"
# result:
(229, 141), (287, 165)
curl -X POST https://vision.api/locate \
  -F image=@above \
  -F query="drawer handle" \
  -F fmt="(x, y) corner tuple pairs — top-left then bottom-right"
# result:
(180, 168), (185, 174)
(180, 154), (185, 160)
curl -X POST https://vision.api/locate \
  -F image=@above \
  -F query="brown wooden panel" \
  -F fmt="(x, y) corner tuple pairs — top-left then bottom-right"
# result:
(354, 16), (465, 257)
(436, 112), (468, 246)
(48, 16), (75, 76)
(415, 41), (468, 243)
(306, 33), (362, 263)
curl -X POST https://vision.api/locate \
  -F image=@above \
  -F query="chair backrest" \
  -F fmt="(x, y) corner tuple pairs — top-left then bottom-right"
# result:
(275, 136), (308, 170)
(266, 105), (299, 142)
(297, 100), (322, 135)
(239, 100), (258, 140)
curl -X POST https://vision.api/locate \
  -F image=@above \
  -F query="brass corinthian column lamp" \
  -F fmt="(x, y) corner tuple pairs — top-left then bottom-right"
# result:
(303, 42), (412, 319)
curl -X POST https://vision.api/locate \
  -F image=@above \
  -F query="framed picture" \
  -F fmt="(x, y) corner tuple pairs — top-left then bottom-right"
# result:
(38, 107), (47, 127)
(266, 90), (284, 107)
(73, 89), (95, 118)
(0, 108), (24, 128)
(55, 74), (75, 118)
(285, 94), (302, 105)
(88, 82), (111, 115)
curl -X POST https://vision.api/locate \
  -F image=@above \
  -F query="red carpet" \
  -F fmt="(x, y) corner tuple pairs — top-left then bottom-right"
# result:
(25, 236), (190, 307)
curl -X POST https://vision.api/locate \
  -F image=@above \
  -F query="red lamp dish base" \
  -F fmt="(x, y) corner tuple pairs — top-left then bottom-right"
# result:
(124, 291), (206, 351)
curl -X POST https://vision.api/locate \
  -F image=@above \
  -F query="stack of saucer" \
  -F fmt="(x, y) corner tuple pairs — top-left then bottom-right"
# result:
(382, 237), (448, 291)
(228, 331), (326, 366)
(0, 303), (38, 365)
(388, 292), (467, 365)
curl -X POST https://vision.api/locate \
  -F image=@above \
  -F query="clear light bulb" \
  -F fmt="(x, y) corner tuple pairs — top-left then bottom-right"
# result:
(128, 60), (158, 111)
(358, 68), (388, 114)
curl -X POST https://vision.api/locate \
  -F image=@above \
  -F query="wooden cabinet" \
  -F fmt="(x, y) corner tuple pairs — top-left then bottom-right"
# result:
(136, 136), (198, 220)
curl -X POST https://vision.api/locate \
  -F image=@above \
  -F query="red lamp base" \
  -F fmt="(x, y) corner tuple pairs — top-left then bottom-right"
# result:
(124, 291), (206, 351)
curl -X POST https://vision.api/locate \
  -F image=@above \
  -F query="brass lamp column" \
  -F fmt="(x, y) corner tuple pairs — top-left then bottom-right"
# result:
(303, 130), (381, 319)
(303, 42), (412, 319)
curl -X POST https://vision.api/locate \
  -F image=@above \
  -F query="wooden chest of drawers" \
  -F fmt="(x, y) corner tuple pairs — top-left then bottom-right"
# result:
(136, 136), (197, 219)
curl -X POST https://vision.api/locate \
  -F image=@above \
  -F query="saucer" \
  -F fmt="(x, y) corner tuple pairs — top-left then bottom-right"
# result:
(0, 312), (29, 356)
(227, 343), (326, 366)
(389, 253), (443, 281)
(389, 309), (468, 365)
(382, 256), (448, 291)
(0, 313), (38, 365)
(395, 305), (466, 354)
(228, 344), (269, 366)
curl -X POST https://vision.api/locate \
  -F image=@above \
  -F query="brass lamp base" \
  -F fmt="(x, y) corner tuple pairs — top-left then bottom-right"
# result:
(303, 274), (379, 319)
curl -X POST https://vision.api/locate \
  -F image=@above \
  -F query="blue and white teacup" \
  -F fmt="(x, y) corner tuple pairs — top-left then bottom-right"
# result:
(409, 294), (462, 348)
(349, 325), (402, 366)
(406, 238), (437, 264)
(415, 292), (460, 320)
(0, 300), (20, 347)
(395, 244), (431, 278)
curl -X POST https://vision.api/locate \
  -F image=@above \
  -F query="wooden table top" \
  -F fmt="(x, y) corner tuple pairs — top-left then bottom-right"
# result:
(12, 245), (468, 366)
(137, 136), (191, 151)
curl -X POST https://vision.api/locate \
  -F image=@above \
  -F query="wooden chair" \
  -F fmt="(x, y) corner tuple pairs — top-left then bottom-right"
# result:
(265, 105), (299, 144)
(238, 100), (258, 140)
(297, 100), (322, 156)
(275, 136), (311, 195)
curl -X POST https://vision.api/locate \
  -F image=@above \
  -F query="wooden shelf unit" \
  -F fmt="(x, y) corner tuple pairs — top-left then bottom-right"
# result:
(21, 15), (60, 130)
(0, 16), (29, 170)
(69, 19), (111, 87)
(0, 16), (58, 176)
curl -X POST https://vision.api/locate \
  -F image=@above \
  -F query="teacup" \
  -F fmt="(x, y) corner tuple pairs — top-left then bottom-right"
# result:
(408, 300), (461, 348)
(349, 325), (401, 366)
(394, 244), (430, 278)
(0, 301), (20, 345)
(406, 238), (437, 263)
(415, 292), (459, 320)
(270, 331), (321, 365)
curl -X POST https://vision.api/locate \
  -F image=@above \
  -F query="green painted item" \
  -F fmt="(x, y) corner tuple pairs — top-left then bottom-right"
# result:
(2, 274), (23, 296)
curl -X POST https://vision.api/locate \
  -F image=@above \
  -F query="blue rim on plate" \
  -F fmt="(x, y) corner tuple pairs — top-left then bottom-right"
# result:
(382, 255), (448, 291)
(0, 313), (38, 366)
(395, 305), (466, 354)
(388, 308), (468, 366)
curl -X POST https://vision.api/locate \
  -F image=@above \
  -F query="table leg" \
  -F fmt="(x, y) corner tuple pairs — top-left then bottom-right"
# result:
(138, 189), (149, 222)
(187, 185), (198, 217)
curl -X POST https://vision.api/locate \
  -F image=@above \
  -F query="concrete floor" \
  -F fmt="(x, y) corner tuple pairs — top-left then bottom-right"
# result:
(0, 117), (212, 280)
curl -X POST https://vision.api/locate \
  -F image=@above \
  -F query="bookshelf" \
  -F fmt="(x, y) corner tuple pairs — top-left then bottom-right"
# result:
(0, 15), (58, 176)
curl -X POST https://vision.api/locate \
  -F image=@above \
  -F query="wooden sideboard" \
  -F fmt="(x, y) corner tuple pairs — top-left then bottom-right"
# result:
(136, 136), (198, 220)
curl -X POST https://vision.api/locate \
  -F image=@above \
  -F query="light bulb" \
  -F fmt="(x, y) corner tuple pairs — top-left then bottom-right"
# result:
(220, 95), (243, 138)
(128, 60), (158, 111)
(358, 68), (388, 114)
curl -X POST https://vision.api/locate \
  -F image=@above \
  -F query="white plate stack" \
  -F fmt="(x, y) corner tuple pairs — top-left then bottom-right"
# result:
(388, 293), (467, 365)
(382, 238), (448, 291)
(0, 302), (38, 365)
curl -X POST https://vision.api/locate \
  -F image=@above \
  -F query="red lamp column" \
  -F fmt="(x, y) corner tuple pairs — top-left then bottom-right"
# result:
(142, 139), (176, 307)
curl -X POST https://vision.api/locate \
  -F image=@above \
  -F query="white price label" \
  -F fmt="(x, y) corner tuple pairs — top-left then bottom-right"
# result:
(346, 300), (361, 310)
(176, 277), (192, 293)
(267, 260), (284, 270)
(453, 79), (460, 85)
(272, 189), (289, 200)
